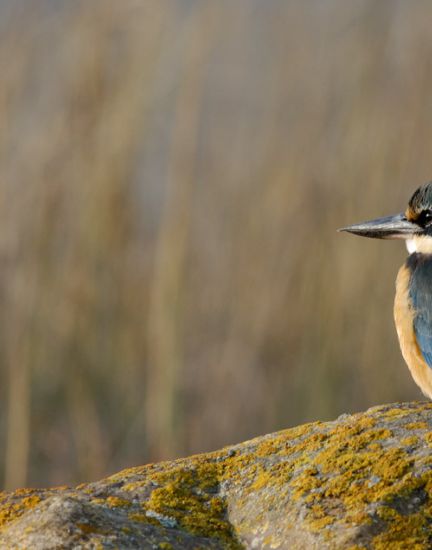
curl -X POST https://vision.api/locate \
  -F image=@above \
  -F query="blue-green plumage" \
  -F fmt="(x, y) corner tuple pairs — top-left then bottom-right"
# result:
(406, 253), (432, 368)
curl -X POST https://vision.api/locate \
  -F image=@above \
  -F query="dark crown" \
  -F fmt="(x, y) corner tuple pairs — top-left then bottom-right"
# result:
(409, 182), (432, 213)
(407, 182), (432, 222)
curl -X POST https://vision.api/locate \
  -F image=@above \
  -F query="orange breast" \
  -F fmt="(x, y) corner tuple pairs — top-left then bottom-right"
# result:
(394, 264), (432, 398)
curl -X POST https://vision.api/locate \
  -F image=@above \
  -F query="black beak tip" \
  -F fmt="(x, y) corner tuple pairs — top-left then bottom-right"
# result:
(337, 226), (356, 234)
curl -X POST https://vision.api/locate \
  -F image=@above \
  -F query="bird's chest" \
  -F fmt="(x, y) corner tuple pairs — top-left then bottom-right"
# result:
(394, 257), (432, 398)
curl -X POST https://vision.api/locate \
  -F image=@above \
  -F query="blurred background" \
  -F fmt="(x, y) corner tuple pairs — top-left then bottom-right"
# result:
(0, 0), (431, 489)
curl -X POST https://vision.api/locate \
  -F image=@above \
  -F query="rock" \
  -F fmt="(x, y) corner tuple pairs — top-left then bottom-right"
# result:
(1, 402), (432, 548)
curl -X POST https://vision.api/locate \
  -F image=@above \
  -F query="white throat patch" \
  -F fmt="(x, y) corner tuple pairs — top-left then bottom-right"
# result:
(406, 236), (432, 254)
(406, 239), (417, 254)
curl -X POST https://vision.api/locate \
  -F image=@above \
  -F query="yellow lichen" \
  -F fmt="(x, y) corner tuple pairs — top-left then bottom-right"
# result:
(401, 436), (419, 446)
(1, 403), (432, 548)
(138, 463), (242, 548)
(373, 507), (429, 549)
(0, 493), (41, 529)
(381, 408), (414, 419)
(128, 512), (148, 523)
(105, 496), (131, 508)
(405, 422), (429, 431)
(76, 522), (107, 535)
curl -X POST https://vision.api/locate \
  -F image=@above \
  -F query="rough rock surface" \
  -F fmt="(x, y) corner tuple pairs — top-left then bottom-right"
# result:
(2, 402), (432, 548)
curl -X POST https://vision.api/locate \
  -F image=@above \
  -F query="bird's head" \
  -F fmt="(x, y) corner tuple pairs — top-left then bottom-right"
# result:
(339, 182), (432, 254)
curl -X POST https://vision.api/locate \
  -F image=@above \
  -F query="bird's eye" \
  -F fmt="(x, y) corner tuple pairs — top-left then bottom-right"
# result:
(419, 210), (432, 226)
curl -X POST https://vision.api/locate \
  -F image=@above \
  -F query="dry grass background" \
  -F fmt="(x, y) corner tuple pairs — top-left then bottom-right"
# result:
(1, 0), (432, 488)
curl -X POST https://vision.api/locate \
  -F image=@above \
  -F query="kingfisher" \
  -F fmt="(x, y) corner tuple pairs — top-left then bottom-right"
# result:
(340, 182), (432, 399)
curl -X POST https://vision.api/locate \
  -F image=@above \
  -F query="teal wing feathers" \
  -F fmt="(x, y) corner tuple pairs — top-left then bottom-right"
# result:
(409, 256), (432, 368)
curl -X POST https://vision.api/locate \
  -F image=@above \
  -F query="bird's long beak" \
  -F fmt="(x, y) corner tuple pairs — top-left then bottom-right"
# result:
(338, 213), (421, 239)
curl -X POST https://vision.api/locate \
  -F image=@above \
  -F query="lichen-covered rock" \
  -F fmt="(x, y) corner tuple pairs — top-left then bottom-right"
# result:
(2, 402), (432, 548)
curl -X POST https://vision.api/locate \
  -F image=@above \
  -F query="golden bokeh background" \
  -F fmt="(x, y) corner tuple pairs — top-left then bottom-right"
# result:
(1, 0), (432, 489)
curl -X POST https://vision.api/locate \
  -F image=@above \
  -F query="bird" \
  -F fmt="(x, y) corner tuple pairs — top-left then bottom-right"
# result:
(339, 182), (432, 399)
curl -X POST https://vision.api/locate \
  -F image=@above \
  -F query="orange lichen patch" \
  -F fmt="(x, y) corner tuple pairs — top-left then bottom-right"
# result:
(0, 493), (42, 530)
(254, 434), (288, 456)
(381, 407), (417, 419)
(280, 421), (323, 441)
(251, 423), (326, 462)
(401, 436), (419, 446)
(291, 467), (322, 500)
(286, 432), (330, 456)
(405, 422), (429, 431)
(250, 467), (276, 491)
(307, 503), (336, 532)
